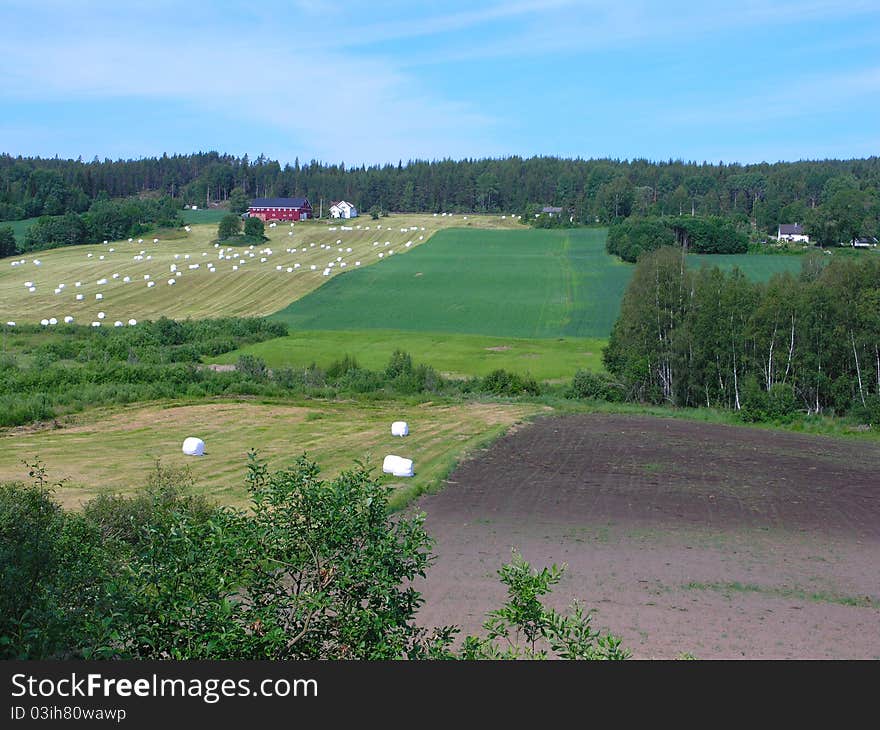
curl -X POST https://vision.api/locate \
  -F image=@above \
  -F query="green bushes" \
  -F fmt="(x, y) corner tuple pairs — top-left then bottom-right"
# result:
(607, 216), (747, 262)
(479, 369), (541, 396)
(568, 369), (624, 401)
(0, 455), (628, 660)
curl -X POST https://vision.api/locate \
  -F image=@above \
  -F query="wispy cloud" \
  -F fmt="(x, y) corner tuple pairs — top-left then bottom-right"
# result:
(0, 3), (503, 163)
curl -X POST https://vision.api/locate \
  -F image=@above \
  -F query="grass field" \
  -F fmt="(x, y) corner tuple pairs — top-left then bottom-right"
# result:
(179, 208), (229, 225)
(210, 329), (607, 379)
(0, 399), (545, 509)
(688, 253), (803, 281)
(0, 214), (515, 324)
(4, 217), (40, 244)
(272, 228), (631, 338)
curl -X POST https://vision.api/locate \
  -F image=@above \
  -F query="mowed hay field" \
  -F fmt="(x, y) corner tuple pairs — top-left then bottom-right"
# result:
(211, 329), (607, 379)
(272, 228), (630, 338)
(0, 399), (546, 510)
(0, 213), (517, 325)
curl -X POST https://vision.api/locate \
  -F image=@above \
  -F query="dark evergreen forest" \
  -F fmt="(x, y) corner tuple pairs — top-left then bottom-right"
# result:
(2, 152), (879, 238)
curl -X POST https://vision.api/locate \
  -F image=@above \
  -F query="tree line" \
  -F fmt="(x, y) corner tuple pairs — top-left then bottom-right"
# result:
(606, 216), (748, 262)
(2, 152), (879, 236)
(602, 248), (880, 423)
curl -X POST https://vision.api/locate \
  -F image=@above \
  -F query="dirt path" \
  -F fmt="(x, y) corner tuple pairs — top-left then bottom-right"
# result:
(413, 414), (880, 658)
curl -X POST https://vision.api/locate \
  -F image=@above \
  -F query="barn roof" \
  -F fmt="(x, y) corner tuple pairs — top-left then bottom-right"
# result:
(249, 197), (310, 208)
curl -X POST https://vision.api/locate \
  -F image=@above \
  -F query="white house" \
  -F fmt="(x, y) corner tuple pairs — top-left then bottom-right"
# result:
(329, 200), (358, 219)
(777, 223), (809, 243)
(852, 236), (879, 248)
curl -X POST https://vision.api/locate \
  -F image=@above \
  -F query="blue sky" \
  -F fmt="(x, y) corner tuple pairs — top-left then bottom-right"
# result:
(1, 0), (879, 165)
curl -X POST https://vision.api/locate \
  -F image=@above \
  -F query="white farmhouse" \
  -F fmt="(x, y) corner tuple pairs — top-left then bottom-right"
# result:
(777, 223), (809, 243)
(329, 200), (358, 219)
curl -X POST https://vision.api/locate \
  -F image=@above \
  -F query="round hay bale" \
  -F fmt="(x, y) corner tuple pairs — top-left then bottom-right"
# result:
(182, 437), (205, 456)
(391, 421), (409, 437)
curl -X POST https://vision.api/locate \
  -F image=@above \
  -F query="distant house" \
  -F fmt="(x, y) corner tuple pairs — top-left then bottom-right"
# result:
(329, 200), (358, 219)
(777, 223), (809, 243)
(541, 206), (563, 216)
(852, 236), (879, 248)
(248, 197), (312, 222)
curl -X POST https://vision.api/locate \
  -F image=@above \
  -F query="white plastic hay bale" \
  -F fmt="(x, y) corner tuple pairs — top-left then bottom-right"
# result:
(123, 276), (130, 283)
(391, 421), (409, 437)
(99, 255), (105, 260)
(355, 261), (360, 266)
(147, 281), (156, 288)
(24, 281), (33, 287)
(48, 317), (57, 325)
(91, 321), (101, 327)
(112, 273), (119, 279)
(6, 322), (15, 327)
(75, 294), (84, 301)
(75, 281), (82, 287)
(114, 321), (123, 327)
(182, 437), (205, 456)
(96, 293), (103, 300)
(40, 318), (49, 326)
(128, 319), (137, 326)
(168, 278), (176, 285)
(153, 238), (159, 243)
(64, 316), (74, 324)
(97, 312), (105, 319)
(294, 263), (301, 269)
(54, 288), (61, 294)
(382, 455), (414, 477)
(144, 274), (150, 280)
(109, 248), (115, 252)
(128, 238), (133, 242)
(310, 265), (316, 270)
(28, 286), (36, 293)
(97, 278), (107, 285)
(232, 265), (239, 271)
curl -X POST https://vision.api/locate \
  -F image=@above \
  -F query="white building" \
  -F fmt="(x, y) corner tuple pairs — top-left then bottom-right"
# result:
(777, 223), (809, 243)
(329, 200), (358, 219)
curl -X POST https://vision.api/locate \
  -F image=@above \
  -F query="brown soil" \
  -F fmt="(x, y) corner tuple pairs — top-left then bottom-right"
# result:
(413, 414), (880, 659)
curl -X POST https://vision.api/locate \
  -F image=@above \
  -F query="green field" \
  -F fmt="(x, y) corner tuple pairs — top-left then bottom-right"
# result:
(210, 329), (606, 379)
(179, 208), (229, 225)
(688, 253), (803, 281)
(0, 399), (545, 509)
(4, 217), (39, 244)
(272, 228), (631, 338)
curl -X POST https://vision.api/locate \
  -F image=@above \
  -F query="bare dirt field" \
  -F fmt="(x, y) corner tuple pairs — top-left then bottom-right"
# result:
(413, 414), (880, 659)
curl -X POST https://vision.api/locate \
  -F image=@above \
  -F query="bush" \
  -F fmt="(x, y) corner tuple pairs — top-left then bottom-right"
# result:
(569, 370), (623, 401)
(243, 216), (265, 239)
(481, 369), (541, 396)
(739, 378), (798, 423)
(218, 213), (242, 240)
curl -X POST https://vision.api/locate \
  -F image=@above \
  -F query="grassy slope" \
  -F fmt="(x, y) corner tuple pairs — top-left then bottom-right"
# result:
(0, 214), (516, 324)
(272, 228), (629, 338)
(210, 329), (607, 379)
(0, 399), (545, 509)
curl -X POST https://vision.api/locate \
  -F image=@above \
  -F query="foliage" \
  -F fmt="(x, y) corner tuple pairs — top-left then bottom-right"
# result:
(479, 369), (541, 397)
(217, 213), (242, 240)
(22, 197), (182, 252)
(607, 216), (746, 263)
(604, 247), (880, 418)
(0, 225), (16, 257)
(243, 215), (265, 239)
(3, 152), (879, 238)
(1, 454), (629, 660)
(568, 369), (623, 401)
(460, 551), (630, 660)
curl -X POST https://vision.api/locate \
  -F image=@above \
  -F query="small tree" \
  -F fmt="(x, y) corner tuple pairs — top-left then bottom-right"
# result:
(228, 187), (249, 216)
(244, 216), (265, 239)
(0, 226), (16, 258)
(369, 205), (381, 220)
(218, 213), (241, 240)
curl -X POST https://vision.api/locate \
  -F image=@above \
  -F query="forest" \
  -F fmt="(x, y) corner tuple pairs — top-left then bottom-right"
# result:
(1, 152), (879, 237)
(603, 248), (880, 423)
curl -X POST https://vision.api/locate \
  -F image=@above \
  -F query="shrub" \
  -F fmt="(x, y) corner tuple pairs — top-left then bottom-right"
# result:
(569, 370), (623, 401)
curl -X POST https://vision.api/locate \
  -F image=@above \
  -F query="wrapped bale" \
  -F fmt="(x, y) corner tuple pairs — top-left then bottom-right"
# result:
(382, 455), (414, 478)
(182, 437), (205, 456)
(391, 421), (409, 437)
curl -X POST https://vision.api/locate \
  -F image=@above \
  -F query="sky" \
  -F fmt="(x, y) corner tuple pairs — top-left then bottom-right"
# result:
(1, 0), (879, 166)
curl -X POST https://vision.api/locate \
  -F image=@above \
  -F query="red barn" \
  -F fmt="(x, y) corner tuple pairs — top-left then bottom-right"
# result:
(247, 197), (312, 222)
